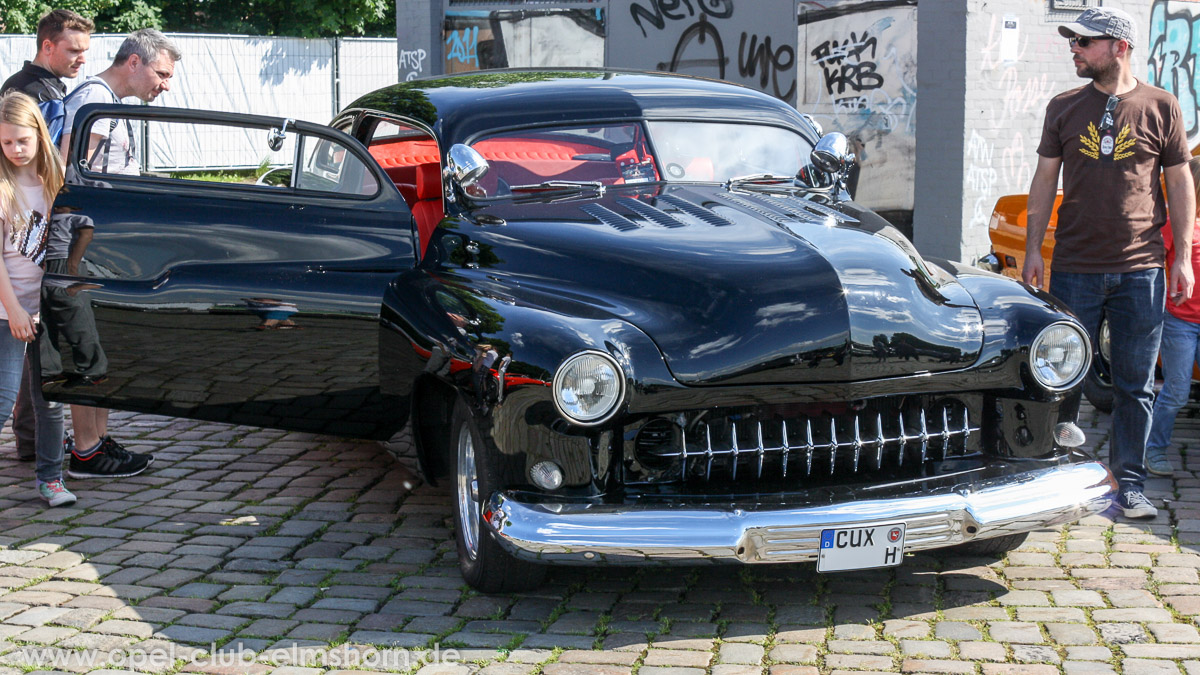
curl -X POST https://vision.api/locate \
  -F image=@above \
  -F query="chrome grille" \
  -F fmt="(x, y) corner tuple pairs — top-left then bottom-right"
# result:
(629, 399), (980, 486)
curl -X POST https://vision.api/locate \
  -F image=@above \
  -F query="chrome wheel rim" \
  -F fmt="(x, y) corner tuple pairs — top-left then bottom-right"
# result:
(456, 424), (480, 560)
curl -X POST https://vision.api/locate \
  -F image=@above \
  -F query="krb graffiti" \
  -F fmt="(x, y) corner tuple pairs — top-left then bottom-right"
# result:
(811, 31), (884, 96)
(611, 0), (797, 101)
(799, 1), (917, 213)
(1150, 0), (1200, 145)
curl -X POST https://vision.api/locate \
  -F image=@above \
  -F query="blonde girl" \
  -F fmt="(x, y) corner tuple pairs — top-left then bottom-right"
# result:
(0, 91), (71, 506)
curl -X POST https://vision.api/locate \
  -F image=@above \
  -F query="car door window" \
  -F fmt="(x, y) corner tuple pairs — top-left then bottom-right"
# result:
(75, 114), (378, 198)
(298, 136), (378, 196)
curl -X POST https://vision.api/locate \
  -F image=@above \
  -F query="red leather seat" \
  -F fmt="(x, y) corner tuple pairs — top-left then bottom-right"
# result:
(410, 163), (443, 257)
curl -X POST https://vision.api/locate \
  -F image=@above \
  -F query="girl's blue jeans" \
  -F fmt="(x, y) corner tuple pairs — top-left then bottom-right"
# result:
(1147, 312), (1200, 460)
(0, 321), (64, 482)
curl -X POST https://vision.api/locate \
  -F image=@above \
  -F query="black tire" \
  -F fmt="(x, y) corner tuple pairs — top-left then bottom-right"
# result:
(1083, 316), (1114, 414)
(451, 399), (546, 593)
(953, 532), (1029, 556)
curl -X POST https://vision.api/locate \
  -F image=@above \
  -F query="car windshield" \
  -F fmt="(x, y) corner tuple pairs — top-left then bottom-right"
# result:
(468, 121), (814, 197)
(646, 121), (813, 183)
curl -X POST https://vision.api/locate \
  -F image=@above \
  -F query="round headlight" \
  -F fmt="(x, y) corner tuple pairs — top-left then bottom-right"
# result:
(552, 351), (625, 425)
(1029, 322), (1091, 390)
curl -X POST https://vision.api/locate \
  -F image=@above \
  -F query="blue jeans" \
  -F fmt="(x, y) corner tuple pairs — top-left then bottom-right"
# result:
(0, 323), (64, 482)
(1050, 269), (1164, 493)
(1147, 313), (1200, 460)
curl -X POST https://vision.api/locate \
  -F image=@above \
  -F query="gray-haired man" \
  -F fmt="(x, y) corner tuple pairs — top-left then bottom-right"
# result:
(55, 28), (181, 478)
(61, 28), (181, 172)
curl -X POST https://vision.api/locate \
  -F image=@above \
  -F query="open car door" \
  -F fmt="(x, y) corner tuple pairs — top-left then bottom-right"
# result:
(44, 104), (417, 439)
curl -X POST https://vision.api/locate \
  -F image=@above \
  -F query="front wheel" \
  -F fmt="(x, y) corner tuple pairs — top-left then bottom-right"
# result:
(1082, 317), (1114, 414)
(451, 400), (546, 593)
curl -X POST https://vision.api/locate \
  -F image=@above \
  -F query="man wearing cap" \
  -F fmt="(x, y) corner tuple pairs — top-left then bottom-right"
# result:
(1023, 7), (1196, 519)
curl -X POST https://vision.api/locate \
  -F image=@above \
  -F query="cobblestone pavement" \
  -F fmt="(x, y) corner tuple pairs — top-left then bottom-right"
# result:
(0, 401), (1195, 675)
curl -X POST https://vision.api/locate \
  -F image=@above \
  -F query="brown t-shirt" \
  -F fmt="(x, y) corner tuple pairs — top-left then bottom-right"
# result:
(1037, 81), (1190, 273)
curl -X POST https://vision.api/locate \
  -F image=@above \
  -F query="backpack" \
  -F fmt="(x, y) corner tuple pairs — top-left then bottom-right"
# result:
(38, 79), (116, 147)
(38, 97), (65, 146)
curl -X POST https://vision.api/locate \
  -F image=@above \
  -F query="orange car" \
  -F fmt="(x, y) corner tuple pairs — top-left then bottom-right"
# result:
(982, 193), (1198, 413)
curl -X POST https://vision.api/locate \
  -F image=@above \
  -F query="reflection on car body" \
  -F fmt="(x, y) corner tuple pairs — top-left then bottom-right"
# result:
(48, 71), (1115, 592)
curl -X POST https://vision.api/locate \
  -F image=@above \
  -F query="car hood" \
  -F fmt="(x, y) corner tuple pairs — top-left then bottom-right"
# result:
(455, 185), (982, 386)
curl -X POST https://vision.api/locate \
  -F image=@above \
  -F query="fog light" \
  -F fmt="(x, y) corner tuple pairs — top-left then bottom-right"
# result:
(1054, 422), (1086, 448)
(530, 461), (564, 490)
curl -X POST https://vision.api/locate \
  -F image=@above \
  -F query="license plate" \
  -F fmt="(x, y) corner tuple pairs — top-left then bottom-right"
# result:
(817, 523), (906, 572)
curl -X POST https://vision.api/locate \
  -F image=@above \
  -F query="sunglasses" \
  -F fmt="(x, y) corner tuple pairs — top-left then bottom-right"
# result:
(1099, 94), (1119, 132)
(1069, 36), (1116, 48)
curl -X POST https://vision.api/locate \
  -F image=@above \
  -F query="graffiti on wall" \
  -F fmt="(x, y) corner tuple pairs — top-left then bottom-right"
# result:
(799, 1), (917, 212)
(399, 48), (428, 81)
(609, 0), (798, 101)
(965, 14), (1063, 233)
(446, 26), (480, 67)
(1150, 0), (1200, 147)
(444, 10), (604, 73)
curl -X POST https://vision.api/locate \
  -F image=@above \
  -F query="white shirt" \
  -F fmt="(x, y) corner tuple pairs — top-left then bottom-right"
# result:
(63, 77), (138, 175)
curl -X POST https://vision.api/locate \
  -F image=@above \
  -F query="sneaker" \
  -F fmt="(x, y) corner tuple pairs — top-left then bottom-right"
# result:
(1146, 454), (1174, 477)
(37, 479), (76, 507)
(1118, 490), (1158, 519)
(67, 436), (150, 479)
(103, 436), (154, 468)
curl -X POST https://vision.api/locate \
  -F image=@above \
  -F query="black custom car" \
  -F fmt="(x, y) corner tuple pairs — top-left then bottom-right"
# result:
(50, 70), (1115, 592)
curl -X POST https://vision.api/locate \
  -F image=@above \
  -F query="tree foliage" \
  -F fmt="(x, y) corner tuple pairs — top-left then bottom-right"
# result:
(158, 0), (394, 37)
(0, 0), (395, 37)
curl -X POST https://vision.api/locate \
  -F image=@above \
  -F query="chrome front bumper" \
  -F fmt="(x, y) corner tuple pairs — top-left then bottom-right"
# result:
(484, 461), (1116, 564)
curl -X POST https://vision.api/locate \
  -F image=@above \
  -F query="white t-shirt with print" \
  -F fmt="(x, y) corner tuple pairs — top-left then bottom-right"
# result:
(0, 183), (48, 318)
(63, 77), (138, 176)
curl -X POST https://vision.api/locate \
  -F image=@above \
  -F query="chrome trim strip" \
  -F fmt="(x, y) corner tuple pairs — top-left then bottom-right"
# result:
(485, 462), (1116, 565)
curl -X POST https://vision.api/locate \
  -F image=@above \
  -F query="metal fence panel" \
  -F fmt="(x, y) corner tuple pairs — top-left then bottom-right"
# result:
(338, 38), (399, 110)
(0, 33), (397, 171)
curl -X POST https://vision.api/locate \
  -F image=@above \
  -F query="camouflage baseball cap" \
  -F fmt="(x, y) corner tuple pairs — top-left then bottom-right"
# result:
(1057, 7), (1137, 48)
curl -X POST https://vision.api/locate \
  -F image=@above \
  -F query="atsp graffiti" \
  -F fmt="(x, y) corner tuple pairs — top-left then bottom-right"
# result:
(811, 32), (884, 96)
(446, 27), (479, 67)
(400, 48), (428, 82)
(966, 130), (999, 229)
(1149, 0), (1200, 143)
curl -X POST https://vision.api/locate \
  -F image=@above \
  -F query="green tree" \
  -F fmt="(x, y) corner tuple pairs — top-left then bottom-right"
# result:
(1, 0), (395, 37)
(156, 0), (394, 37)
(0, 0), (162, 34)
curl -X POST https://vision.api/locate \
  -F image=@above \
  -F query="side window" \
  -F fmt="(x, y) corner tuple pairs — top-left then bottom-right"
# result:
(76, 115), (378, 198)
(298, 136), (378, 196)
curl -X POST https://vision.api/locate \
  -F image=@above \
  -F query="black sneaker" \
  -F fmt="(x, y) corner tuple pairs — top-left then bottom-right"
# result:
(67, 436), (150, 479)
(1118, 490), (1158, 519)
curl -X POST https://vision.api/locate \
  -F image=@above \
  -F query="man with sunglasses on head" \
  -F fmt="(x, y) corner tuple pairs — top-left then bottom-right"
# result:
(1024, 7), (1196, 520)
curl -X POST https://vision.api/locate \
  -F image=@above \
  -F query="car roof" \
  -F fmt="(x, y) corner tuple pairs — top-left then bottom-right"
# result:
(344, 68), (813, 144)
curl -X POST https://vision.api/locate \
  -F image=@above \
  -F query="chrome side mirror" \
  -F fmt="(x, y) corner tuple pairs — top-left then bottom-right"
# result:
(267, 119), (292, 152)
(811, 132), (853, 174)
(446, 143), (489, 188)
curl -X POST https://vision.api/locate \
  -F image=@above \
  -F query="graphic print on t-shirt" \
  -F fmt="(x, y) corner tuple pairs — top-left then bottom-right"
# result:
(1079, 122), (1135, 161)
(9, 208), (48, 265)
